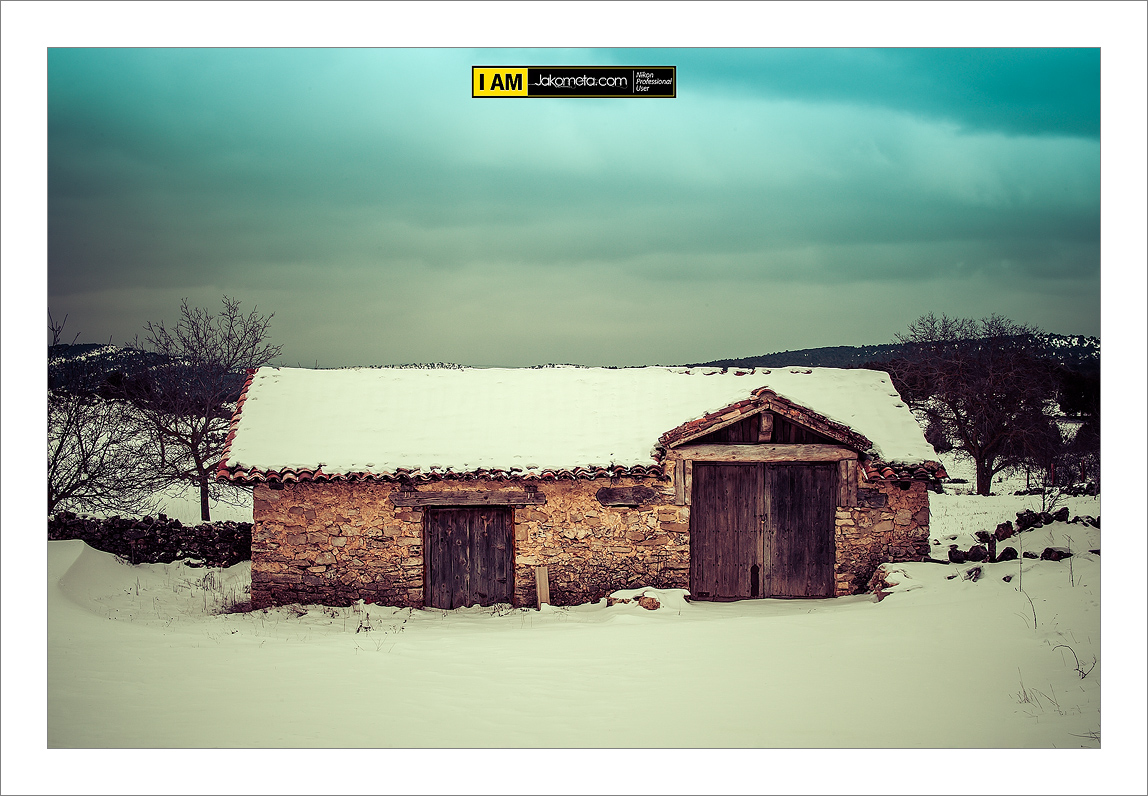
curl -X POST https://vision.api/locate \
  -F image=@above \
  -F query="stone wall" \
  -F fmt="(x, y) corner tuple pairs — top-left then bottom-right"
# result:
(250, 469), (932, 607)
(833, 480), (930, 596)
(509, 480), (688, 606)
(49, 511), (251, 568)
(251, 481), (421, 609)
(250, 477), (687, 609)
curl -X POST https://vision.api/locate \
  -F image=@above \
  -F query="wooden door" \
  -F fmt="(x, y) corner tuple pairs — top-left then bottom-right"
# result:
(690, 463), (763, 600)
(426, 507), (513, 609)
(764, 463), (837, 597)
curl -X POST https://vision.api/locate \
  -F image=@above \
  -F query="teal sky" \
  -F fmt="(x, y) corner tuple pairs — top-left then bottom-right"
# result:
(48, 47), (1100, 367)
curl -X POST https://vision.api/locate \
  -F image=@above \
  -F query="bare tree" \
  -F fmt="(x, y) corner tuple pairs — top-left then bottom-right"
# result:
(49, 393), (162, 515)
(133, 297), (282, 521)
(887, 313), (1056, 496)
(48, 313), (160, 515)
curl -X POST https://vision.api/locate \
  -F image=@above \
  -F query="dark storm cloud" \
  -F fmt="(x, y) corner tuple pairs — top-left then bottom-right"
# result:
(620, 48), (1101, 138)
(47, 47), (1100, 366)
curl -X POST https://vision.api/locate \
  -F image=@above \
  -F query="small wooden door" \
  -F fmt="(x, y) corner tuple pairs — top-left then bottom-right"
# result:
(426, 507), (513, 609)
(764, 463), (837, 597)
(690, 463), (764, 599)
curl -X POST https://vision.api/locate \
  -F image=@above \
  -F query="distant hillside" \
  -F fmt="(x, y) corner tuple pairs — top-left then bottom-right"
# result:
(690, 334), (1099, 374)
(48, 343), (247, 401)
(49, 333), (1099, 394)
(690, 344), (902, 370)
(49, 344), (163, 393)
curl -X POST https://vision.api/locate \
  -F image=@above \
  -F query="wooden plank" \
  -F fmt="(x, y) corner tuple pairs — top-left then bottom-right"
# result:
(674, 444), (857, 463)
(765, 463), (837, 598)
(535, 566), (550, 608)
(695, 414), (760, 444)
(392, 490), (546, 507)
(836, 459), (857, 507)
(472, 508), (512, 605)
(595, 485), (658, 506)
(668, 408), (764, 448)
(753, 463), (765, 598)
(689, 463), (717, 599)
(690, 463), (762, 600)
(426, 508), (464, 609)
(683, 460), (693, 505)
(674, 459), (685, 505)
(771, 414), (834, 444)
(744, 414), (762, 445)
(759, 412), (774, 443)
(814, 464), (838, 597)
(761, 463), (773, 596)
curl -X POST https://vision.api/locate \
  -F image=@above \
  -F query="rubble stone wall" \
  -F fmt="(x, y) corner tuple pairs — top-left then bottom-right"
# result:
(49, 511), (251, 568)
(251, 481), (421, 609)
(250, 477), (686, 609)
(833, 480), (930, 596)
(250, 470), (932, 607)
(509, 479), (688, 607)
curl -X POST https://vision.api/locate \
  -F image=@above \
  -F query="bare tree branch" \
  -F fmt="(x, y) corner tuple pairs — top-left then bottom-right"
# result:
(49, 391), (164, 516)
(132, 297), (281, 520)
(48, 312), (162, 515)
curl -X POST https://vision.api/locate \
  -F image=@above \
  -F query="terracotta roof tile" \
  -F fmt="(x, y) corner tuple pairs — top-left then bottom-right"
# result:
(859, 459), (947, 483)
(215, 368), (257, 483)
(217, 462), (668, 485)
(658, 388), (871, 452)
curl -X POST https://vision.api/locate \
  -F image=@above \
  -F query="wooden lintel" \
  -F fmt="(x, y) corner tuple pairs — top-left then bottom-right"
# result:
(390, 490), (546, 507)
(596, 485), (658, 507)
(674, 444), (858, 463)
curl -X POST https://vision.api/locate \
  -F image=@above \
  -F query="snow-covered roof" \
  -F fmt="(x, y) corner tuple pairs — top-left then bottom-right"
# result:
(218, 365), (940, 484)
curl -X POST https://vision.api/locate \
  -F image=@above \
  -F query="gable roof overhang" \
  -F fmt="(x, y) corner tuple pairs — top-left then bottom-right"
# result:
(658, 388), (947, 483)
(658, 387), (873, 452)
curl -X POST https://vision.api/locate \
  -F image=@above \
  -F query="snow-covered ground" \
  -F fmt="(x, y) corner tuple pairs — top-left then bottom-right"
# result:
(47, 523), (1102, 746)
(5, 452), (1144, 794)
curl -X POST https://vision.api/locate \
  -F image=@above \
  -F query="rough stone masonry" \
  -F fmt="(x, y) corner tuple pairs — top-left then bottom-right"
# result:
(250, 469), (929, 608)
(249, 477), (689, 609)
(834, 480), (931, 596)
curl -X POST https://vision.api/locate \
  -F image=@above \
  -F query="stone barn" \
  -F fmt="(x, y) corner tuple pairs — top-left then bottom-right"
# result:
(217, 365), (946, 609)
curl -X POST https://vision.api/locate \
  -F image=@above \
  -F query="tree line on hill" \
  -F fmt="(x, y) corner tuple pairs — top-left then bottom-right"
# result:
(691, 333), (1099, 375)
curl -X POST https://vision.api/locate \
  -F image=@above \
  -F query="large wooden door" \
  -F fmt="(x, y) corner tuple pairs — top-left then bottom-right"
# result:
(690, 463), (764, 600)
(764, 463), (837, 597)
(426, 507), (513, 609)
(689, 460), (838, 600)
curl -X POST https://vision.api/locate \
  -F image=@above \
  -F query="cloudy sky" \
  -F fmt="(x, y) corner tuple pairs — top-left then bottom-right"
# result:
(47, 46), (1101, 367)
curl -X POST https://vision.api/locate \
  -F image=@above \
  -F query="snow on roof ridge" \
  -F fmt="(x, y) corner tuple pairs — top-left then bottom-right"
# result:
(219, 365), (938, 481)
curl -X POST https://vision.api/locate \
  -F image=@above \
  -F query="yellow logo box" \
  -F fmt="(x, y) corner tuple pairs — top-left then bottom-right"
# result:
(473, 68), (528, 96)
